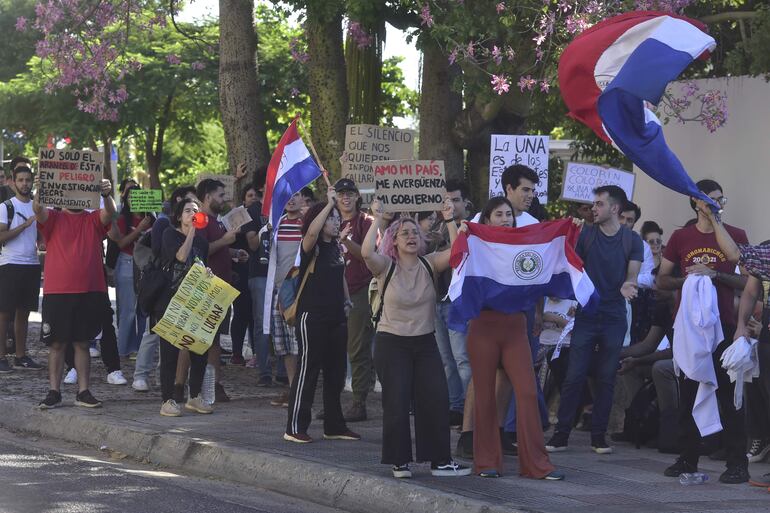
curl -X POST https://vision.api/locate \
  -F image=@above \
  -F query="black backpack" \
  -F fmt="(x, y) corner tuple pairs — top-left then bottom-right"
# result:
(622, 379), (660, 448)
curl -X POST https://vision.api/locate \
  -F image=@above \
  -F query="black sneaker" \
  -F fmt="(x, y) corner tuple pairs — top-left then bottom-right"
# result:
(39, 390), (62, 409)
(392, 464), (411, 478)
(0, 358), (12, 374)
(719, 466), (750, 484)
(13, 355), (44, 370)
(591, 435), (613, 454)
(256, 375), (273, 387)
(75, 389), (102, 408)
(747, 438), (770, 463)
(664, 457), (697, 477)
(546, 432), (569, 452)
(431, 460), (471, 477)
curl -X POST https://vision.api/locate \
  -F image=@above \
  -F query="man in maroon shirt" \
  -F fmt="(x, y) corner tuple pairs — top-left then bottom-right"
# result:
(335, 178), (373, 422)
(196, 178), (248, 403)
(657, 179), (750, 484)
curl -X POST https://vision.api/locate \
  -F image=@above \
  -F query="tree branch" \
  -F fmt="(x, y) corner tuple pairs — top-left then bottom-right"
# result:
(700, 11), (759, 24)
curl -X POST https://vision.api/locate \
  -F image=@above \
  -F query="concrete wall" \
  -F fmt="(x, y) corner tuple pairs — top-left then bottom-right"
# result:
(632, 75), (770, 244)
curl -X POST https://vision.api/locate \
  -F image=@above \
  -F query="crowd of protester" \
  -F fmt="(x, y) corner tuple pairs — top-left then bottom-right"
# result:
(2, 156), (770, 487)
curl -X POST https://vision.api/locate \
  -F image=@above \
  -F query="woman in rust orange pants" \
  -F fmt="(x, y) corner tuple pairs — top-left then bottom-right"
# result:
(465, 197), (563, 480)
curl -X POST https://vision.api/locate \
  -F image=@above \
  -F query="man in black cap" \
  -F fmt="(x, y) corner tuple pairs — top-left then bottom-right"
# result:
(335, 178), (374, 422)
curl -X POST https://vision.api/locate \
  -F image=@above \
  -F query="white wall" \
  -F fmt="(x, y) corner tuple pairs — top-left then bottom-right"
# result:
(633, 75), (770, 244)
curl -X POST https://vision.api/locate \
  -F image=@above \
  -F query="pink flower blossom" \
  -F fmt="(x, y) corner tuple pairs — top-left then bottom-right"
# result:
(491, 74), (510, 95)
(15, 16), (27, 31)
(491, 45), (502, 65)
(166, 54), (181, 65)
(420, 5), (434, 28)
(290, 87), (300, 98)
(540, 80), (550, 93)
(448, 47), (459, 65)
(496, 3), (506, 14)
(466, 41), (475, 60)
(348, 21), (373, 49)
(517, 75), (537, 92)
(191, 61), (205, 71)
(506, 46), (516, 62)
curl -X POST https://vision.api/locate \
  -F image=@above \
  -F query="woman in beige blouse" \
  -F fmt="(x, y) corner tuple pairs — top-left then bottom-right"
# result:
(361, 197), (471, 479)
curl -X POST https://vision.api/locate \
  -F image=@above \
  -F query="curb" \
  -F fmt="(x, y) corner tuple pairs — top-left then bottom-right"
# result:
(0, 398), (529, 513)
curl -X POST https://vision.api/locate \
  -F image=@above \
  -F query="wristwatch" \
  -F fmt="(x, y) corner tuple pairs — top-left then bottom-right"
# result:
(344, 299), (354, 309)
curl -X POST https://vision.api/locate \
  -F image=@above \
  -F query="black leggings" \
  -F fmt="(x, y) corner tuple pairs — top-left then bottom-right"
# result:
(160, 339), (207, 402)
(286, 312), (348, 436)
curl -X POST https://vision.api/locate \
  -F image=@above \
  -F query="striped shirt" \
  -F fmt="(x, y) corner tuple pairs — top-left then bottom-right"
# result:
(277, 217), (302, 242)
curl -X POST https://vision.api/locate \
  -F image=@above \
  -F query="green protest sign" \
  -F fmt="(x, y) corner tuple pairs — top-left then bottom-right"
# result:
(130, 189), (163, 212)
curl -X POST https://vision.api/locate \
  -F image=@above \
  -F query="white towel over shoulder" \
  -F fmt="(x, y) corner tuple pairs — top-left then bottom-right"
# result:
(673, 274), (723, 437)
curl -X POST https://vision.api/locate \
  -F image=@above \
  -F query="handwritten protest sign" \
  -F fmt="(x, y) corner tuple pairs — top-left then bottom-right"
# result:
(560, 162), (636, 204)
(374, 160), (445, 213)
(221, 205), (252, 232)
(129, 189), (163, 213)
(342, 124), (416, 205)
(152, 263), (240, 355)
(488, 135), (549, 203)
(37, 148), (103, 209)
(196, 173), (236, 203)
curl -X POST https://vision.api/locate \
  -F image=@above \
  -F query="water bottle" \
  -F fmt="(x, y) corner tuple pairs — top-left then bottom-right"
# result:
(259, 231), (271, 265)
(202, 364), (216, 405)
(679, 472), (708, 485)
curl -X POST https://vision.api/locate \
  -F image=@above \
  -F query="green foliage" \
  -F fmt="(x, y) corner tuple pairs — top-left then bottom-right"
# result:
(0, 0), (38, 81)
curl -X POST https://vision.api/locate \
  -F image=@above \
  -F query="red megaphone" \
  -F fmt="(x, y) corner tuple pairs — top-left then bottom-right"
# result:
(192, 212), (209, 229)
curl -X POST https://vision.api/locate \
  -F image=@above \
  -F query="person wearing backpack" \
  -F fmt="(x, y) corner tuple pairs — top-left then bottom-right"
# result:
(283, 187), (359, 444)
(0, 165), (44, 373)
(361, 196), (471, 479)
(546, 185), (643, 455)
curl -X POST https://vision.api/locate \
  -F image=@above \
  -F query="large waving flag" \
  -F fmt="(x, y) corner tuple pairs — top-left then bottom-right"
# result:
(447, 220), (597, 332)
(262, 118), (322, 228)
(558, 11), (718, 208)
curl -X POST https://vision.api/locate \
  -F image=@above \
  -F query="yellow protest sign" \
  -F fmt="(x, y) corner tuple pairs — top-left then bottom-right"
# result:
(152, 264), (240, 355)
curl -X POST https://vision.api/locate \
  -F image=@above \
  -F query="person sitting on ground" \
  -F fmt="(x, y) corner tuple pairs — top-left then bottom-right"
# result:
(361, 196), (471, 479)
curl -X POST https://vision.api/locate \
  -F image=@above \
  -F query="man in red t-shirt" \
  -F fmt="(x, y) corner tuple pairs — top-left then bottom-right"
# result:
(657, 179), (750, 484)
(335, 178), (373, 422)
(33, 176), (116, 409)
(196, 178), (247, 403)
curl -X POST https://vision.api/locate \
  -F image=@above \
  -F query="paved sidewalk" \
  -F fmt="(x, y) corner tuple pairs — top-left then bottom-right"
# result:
(2, 332), (770, 512)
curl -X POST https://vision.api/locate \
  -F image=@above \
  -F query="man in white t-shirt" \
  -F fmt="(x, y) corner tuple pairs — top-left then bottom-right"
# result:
(0, 164), (43, 373)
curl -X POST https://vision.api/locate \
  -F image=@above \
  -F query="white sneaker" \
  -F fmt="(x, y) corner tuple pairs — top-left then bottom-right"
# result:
(160, 399), (182, 417)
(64, 368), (78, 384)
(344, 378), (353, 393)
(89, 344), (101, 358)
(132, 378), (149, 392)
(374, 379), (382, 393)
(107, 370), (128, 385)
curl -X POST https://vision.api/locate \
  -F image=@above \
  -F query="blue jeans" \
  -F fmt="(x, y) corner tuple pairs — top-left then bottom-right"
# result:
(504, 307), (549, 432)
(248, 276), (271, 379)
(434, 301), (471, 412)
(555, 309), (628, 438)
(133, 323), (159, 382)
(115, 253), (145, 356)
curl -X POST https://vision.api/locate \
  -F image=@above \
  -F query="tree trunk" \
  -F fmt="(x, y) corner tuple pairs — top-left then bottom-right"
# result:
(219, 0), (271, 189)
(306, 2), (348, 182)
(418, 39), (464, 181)
(346, 17), (384, 125)
(144, 127), (162, 190)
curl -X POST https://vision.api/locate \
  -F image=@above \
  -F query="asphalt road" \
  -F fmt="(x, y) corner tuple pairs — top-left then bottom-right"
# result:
(0, 428), (348, 513)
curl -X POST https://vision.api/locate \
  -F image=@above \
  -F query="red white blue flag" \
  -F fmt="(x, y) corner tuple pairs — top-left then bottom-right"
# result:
(447, 220), (597, 332)
(558, 11), (718, 208)
(262, 118), (321, 228)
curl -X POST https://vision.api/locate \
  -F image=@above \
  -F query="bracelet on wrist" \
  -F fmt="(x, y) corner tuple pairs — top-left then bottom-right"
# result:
(443, 218), (454, 224)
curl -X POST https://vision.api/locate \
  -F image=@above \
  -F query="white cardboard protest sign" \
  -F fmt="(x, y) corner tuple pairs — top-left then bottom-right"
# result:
(488, 135), (549, 203)
(37, 148), (103, 209)
(374, 160), (445, 213)
(342, 124), (416, 204)
(221, 205), (252, 232)
(560, 162), (636, 204)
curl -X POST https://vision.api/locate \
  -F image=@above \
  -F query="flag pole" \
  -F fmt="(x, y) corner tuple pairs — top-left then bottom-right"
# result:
(296, 115), (331, 188)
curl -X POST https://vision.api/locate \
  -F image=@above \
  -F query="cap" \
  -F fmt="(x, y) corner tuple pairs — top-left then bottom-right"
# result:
(333, 178), (358, 193)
